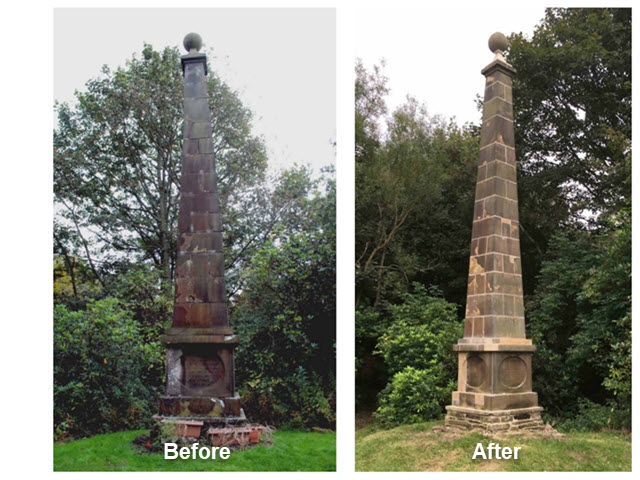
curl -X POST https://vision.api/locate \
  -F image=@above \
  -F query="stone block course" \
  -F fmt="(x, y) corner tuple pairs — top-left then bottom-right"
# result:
(483, 96), (513, 122)
(182, 154), (214, 174)
(480, 116), (515, 148)
(485, 159), (517, 182)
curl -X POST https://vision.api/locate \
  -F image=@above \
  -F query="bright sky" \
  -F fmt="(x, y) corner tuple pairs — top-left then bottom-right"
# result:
(355, 6), (546, 127)
(54, 8), (336, 176)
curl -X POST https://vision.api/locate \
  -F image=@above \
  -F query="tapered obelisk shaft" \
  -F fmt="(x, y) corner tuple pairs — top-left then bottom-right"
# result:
(173, 35), (228, 330)
(445, 33), (544, 432)
(465, 37), (523, 339)
(159, 33), (242, 421)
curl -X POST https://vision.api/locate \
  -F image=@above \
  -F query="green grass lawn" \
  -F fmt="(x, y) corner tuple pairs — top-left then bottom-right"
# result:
(55, 429), (335, 471)
(356, 419), (631, 471)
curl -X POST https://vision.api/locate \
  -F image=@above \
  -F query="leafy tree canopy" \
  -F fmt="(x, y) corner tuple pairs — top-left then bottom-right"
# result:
(54, 44), (268, 294)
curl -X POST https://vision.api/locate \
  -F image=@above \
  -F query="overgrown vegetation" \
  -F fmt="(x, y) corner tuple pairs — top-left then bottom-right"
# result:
(54, 299), (163, 439)
(355, 8), (631, 431)
(54, 44), (335, 439)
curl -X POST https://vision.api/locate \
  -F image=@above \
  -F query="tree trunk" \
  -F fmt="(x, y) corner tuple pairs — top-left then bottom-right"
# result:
(158, 151), (173, 297)
(373, 245), (387, 307)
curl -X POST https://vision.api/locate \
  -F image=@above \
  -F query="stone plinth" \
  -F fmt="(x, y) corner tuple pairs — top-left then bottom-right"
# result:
(445, 33), (545, 433)
(445, 406), (544, 432)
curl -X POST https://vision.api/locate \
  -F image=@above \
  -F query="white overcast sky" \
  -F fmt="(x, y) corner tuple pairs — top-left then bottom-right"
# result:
(355, 6), (547, 127)
(54, 8), (336, 175)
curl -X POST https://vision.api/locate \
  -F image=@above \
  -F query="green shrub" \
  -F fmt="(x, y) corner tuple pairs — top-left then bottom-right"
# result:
(373, 284), (462, 426)
(241, 367), (335, 430)
(529, 207), (631, 429)
(556, 399), (630, 433)
(54, 298), (163, 439)
(374, 367), (454, 428)
(376, 284), (460, 378)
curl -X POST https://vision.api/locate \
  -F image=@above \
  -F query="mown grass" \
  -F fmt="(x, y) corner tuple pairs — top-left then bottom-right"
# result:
(54, 429), (335, 471)
(356, 419), (631, 471)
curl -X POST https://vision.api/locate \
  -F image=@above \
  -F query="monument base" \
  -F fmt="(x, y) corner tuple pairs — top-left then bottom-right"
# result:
(445, 405), (544, 432)
(155, 397), (249, 448)
(143, 415), (269, 450)
(159, 395), (245, 419)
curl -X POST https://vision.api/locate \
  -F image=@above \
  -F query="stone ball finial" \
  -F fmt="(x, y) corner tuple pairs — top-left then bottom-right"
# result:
(488, 32), (509, 53)
(183, 32), (203, 53)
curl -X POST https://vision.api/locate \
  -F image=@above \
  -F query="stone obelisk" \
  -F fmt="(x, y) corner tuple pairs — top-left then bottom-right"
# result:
(444, 33), (544, 431)
(159, 33), (243, 422)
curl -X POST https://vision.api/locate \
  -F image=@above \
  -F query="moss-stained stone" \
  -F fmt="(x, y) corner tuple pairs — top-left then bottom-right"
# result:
(483, 97), (513, 122)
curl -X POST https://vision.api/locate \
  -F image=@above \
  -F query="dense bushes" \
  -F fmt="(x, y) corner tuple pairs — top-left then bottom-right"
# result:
(54, 299), (163, 439)
(376, 285), (461, 378)
(242, 368), (335, 430)
(530, 207), (631, 430)
(555, 399), (630, 433)
(374, 368), (451, 428)
(373, 285), (462, 427)
(233, 171), (336, 429)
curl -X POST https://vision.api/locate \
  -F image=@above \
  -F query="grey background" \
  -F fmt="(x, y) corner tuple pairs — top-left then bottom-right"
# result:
(355, 6), (545, 127)
(54, 8), (337, 174)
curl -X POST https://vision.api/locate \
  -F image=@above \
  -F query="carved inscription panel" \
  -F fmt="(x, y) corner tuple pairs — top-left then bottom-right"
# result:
(184, 354), (225, 392)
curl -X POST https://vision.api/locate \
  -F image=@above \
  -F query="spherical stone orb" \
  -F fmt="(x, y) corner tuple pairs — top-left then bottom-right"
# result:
(183, 32), (203, 52)
(488, 32), (509, 53)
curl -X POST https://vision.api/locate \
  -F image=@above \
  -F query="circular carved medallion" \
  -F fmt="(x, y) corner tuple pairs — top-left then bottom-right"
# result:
(185, 354), (225, 389)
(465, 355), (486, 389)
(499, 356), (527, 389)
(204, 356), (225, 382)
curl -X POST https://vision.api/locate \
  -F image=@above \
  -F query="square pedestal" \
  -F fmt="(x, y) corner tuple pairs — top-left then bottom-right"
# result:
(160, 335), (241, 419)
(446, 342), (543, 432)
(456, 350), (533, 396)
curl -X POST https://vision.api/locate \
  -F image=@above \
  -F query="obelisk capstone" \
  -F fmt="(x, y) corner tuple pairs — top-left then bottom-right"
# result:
(444, 32), (544, 431)
(159, 33), (243, 421)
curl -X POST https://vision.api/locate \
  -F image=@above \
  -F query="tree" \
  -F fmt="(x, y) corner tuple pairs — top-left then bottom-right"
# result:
(233, 166), (336, 428)
(355, 60), (388, 165)
(510, 7), (630, 216)
(355, 62), (478, 409)
(356, 96), (478, 310)
(528, 204), (630, 429)
(508, 7), (631, 430)
(508, 8), (631, 294)
(54, 44), (268, 297)
(54, 222), (102, 309)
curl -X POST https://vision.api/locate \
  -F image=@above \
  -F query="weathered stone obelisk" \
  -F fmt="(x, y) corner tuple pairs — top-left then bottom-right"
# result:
(159, 33), (243, 422)
(444, 33), (544, 431)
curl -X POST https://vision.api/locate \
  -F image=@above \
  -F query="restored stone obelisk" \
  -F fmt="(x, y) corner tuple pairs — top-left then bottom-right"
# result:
(444, 33), (544, 431)
(159, 33), (243, 422)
